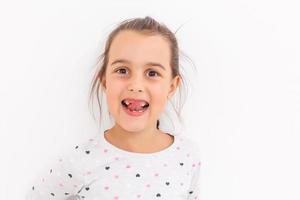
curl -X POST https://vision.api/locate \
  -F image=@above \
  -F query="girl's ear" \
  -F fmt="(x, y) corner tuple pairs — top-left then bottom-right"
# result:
(168, 75), (181, 98)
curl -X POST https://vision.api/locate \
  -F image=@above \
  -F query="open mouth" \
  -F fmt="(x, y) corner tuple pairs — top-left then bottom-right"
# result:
(121, 99), (150, 113)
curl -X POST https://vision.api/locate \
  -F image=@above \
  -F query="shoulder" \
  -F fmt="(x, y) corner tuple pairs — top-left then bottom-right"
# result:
(54, 134), (102, 168)
(175, 134), (202, 161)
(70, 135), (100, 155)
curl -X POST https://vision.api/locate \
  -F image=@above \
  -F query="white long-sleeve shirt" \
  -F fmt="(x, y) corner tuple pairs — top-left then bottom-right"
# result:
(26, 131), (201, 200)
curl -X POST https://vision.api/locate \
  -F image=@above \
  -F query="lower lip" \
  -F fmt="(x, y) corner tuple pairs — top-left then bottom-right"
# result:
(122, 105), (149, 117)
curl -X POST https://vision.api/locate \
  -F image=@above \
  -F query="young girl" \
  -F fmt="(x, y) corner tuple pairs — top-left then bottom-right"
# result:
(26, 16), (201, 200)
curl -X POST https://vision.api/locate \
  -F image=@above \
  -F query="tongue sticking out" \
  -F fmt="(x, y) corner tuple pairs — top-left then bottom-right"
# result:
(126, 99), (148, 111)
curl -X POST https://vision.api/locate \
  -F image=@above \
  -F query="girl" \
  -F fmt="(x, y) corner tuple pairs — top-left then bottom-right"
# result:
(26, 16), (201, 200)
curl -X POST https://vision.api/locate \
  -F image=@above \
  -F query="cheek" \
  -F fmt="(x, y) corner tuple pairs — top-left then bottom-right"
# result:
(150, 84), (169, 106)
(152, 81), (169, 95)
(105, 79), (124, 105)
(106, 77), (123, 88)
(106, 77), (124, 92)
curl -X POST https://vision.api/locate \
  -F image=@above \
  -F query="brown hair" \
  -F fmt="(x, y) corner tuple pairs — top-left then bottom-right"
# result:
(88, 16), (195, 131)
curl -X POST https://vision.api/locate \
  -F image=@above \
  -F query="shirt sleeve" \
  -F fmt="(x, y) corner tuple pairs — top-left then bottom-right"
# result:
(25, 149), (86, 200)
(187, 147), (202, 200)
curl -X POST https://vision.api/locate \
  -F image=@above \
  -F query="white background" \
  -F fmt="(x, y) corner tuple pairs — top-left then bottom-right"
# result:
(0, 0), (299, 199)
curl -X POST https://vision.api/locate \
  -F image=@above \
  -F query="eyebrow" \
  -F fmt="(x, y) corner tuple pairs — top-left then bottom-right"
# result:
(111, 59), (166, 71)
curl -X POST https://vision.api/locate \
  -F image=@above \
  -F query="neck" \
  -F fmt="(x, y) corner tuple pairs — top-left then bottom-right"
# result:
(105, 123), (163, 151)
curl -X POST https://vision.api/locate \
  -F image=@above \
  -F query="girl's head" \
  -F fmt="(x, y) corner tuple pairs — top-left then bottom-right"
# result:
(89, 16), (190, 133)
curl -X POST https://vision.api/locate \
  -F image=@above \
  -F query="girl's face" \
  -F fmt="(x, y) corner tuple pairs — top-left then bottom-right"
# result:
(102, 30), (180, 133)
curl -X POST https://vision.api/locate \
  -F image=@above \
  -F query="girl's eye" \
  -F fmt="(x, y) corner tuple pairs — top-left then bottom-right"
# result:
(115, 68), (160, 77)
(115, 68), (128, 74)
(147, 70), (160, 77)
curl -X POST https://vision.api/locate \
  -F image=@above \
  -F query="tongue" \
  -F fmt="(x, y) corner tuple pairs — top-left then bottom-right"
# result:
(127, 100), (145, 111)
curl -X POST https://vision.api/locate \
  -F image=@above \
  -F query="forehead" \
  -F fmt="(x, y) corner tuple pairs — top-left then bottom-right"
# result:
(108, 30), (171, 68)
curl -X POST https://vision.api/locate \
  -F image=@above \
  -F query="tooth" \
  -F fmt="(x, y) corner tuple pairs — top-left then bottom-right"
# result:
(124, 100), (130, 106)
(124, 99), (148, 107)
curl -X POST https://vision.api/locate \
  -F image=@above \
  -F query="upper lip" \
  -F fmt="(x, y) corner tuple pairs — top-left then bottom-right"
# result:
(122, 98), (148, 102)
(121, 98), (149, 105)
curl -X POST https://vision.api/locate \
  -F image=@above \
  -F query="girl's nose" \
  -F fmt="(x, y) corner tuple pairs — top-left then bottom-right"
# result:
(127, 74), (144, 93)
(128, 88), (143, 93)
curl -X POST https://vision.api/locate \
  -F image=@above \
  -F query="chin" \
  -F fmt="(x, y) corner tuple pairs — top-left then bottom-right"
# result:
(119, 122), (147, 133)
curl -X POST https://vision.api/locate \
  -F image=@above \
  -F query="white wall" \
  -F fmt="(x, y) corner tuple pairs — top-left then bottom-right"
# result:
(0, 0), (299, 199)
